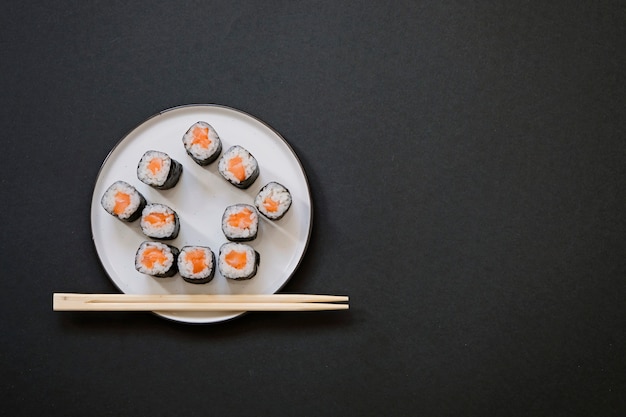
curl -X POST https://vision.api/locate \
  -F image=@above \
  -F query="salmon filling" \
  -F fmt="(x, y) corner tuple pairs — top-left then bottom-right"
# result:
(228, 208), (254, 228)
(191, 127), (211, 148)
(113, 191), (131, 215)
(141, 247), (167, 269)
(185, 249), (207, 274)
(227, 156), (246, 182)
(262, 197), (280, 213)
(144, 212), (174, 227)
(148, 157), (163, 174)
(224, 250), (247, 269)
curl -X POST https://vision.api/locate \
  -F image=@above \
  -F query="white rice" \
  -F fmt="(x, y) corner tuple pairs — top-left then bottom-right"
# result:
(221, 204), (259, 240)
(254, 182), (292, 220)
(100, 181), (143, 220)
(177, 246), (214, 280)
(137, 150), (172, 187)
(135, 241), (175, 275)
(218, 242), (258, 279)
(218, 145), (258, 184)
(182, 121), (221, 161)
(140, 203), (179, 239)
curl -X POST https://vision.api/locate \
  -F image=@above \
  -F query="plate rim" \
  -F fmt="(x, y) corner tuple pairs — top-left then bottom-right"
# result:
(89, 103), (314, 324)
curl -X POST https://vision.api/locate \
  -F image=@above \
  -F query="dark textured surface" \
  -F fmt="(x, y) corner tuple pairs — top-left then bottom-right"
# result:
(1, 1), (625, 416)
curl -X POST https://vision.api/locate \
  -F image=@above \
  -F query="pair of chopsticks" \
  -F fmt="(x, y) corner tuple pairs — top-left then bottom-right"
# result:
(53, 293), (349, 312)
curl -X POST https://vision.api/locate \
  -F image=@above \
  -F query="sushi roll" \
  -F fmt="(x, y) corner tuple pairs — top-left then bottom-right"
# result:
(177, 246), (216, 284)
(101, 180), (147, 222)
(254, 182), (292, 220)
(221, 204), (259, 241)
(182, 121), (222, 166)
(218, 242), (260, 280)
(137, 150), (183, 190)
(134, 241), (179, 278)
(218, 145), (259, 189)
(140, 203), (180, 240)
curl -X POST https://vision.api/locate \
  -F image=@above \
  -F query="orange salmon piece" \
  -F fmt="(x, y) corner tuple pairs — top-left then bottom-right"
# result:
(228, 156), (246, 181)
(228, 208), (253, 228)
(141, 247), (167, 269)
(148, 157), (163, 174)
(113, 191), (131, 215)
(145, 212), (174, 226)
(191, 127), (211, 149)
(263, 197), (280, 213)
(225, 250), (247, 269)
(185, 249), (207, 274)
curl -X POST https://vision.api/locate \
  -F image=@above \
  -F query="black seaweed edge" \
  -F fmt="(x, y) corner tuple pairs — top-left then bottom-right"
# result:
(100, 181), (147, 222)
(89, 104), (314, 325)
(158, 158), (183, 189)
(183, 122), (223, 166)
(221, 203), (259, 242)
(255, 181), (293, 221)
(134, 242), (180, 278)
(140, 204), (180, 241)
(137, 152), (183, 190)
(218, 244), (261, 280)
(218, 146), (260, 189)
(179, 246), (216, 284)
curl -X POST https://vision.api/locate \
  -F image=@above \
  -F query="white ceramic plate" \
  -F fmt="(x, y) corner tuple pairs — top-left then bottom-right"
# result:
(90, 104), (313, 323)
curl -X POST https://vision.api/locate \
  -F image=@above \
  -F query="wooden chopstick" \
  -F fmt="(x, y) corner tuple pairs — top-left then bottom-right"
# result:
(55, 293), (348, 303)
(53, 293), (349, 312)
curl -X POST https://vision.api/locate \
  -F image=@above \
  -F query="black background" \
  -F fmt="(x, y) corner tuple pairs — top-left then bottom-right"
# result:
(1, 1), (625, 416)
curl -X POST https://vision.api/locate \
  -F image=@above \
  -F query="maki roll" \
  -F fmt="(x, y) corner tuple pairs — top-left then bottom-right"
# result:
(254, 182), (292, 220)
(177, 246), (216, 284)
(218, 145), (259, 189)
(140, 203), (180, 240)
(218, 242), (260, 280)
(101, 180), (147, 222)
(137, 150), (183, 190)
(182, 121), (222, 166)
(134, 241), (179, 278)
(221, 204), (259, 242)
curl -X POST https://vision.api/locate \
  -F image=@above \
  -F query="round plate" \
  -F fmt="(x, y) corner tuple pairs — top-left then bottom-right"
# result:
(90, 104), (313, 323)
